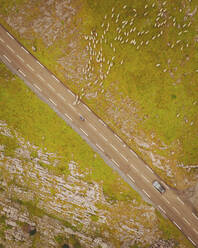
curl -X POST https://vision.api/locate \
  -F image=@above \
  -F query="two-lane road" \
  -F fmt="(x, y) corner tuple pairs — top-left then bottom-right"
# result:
(0, 24), (197, 247)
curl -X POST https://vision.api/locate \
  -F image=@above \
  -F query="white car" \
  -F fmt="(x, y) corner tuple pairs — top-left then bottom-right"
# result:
(152, 180), (166, 194)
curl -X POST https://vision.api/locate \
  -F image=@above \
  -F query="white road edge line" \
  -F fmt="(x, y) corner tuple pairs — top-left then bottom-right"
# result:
(80, 128), (88, 136)
(193, 228), (198, 235)
(16, 54), (24, 62)
(192, 212), (198, 220)
(18, 69), (26, 77)
(114, 134), (122, 143)
(57, 93), (65, 101)
(183, 217), (190, 225)
(64, 113), (72, 121)
(3, 54), (11, 63)
(173, 207), (180, 215)
(7, 32), (14, 39)
(33, 84), (42, 92)
(0, 37), (5, 43)
(67, 89), (75, 96)
(47, 84), (55, 91)
(142, 189), (150, 198)
(99, 133), (107, 142)
(21, 46), (29, 54)
(6, 45), (14, 53)
(49, 98), (57, 106)
(187, 237), (196, 246)
(127, 174), (135, 183)
(36, 60), (44, 68)
(83, 104), (91, 112)
(37, 74), (45, 82)
(130, 164), (139, 172)
(141, 175), (150, 183)
(27, 64), (34, 71)
(173, 221), (181, 230)
(158, 205), (166, 214)
(111, 159), (120, 167)
(99, 119), (106, 126)
(177, 196), (184, 205)
(130, 149), (138, 158)
(96, 143), (104, 152)
(120, 153), (128, 162)
(162, 196), (170, 204)
(52, 74), (59, 82)
(146, 165), (154, 174)
(89, 123), (97, 131)
(111, 144), (118, 152)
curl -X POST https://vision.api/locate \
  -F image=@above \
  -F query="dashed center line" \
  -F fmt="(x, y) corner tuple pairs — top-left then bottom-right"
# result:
(36, 60), (44, 68)
(130, 149), (138, 158)
(120, 153), (128, 162)
(99, 133), (107, 142)
(162, 196), (170, 204)
(64, 113), (72, 121)
(96, 143), (104, 152)
(37, 74), (45, 82)
(3, 54), (11, 63)
(7, 32), (14, 39)
(127, 174), (135, 183)
(110, 144), (118, 152)
(111, 159), (120, 167)
(67, 89), (75, 96)
(141, 175), (150, 183)
(57, 93), (65, 101)
(83, 104), (91, 112)
(80, 128), (88, 136)
(49, 98), (57, 106)
(173, 207), (180, 215)
(21, 46), (29, 54)
(69, 104), (77, 112)
(16, 54), (24, 62)
(47, 83), (55, 91)
(18, 69), (26, 77)
(142, 189), (150, 198)
(27, 64), (34, 71)
(89, 123), (97, 131)
(173, 221), (181, 230)
(130, 164), (139, 173)
(0, 37), (5, 43)
(6, 45), (14, 53)
(193, 228), (198, 235)
(183, 217), (190, 225)
(99, 119), (106, 127)
(158, 205), (166, 214)
(192, 212), (198, 220)
(33, 84), (42, 92)
(187, 237), (196, 246)
(177, 196), (184, 205)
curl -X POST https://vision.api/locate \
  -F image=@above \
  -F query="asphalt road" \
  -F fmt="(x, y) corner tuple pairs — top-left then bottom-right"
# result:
(0, 24), (198, 247)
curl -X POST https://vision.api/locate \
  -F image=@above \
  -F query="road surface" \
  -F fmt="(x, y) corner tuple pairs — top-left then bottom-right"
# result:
(0, 24), (197, 247)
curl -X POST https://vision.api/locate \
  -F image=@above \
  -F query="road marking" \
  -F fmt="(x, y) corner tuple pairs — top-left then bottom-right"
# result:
(192, 212), (198, 220)
(123, 144), (126, 147)
(83, 104), (91, 112)
(130, 164), (139, 172)
(67, 89), (75, 96)
(3, 54), (11, 63)
(142, 189), (150, 198)
(193, 228), (198, 235)
(130, 149), (138, 158)
(37, 74), (45, 82)
(173, 221), (181, 230)
(111, 159), (120, 167)
(158, 205), (166, 214)
(57, 93), (65, 101)
(146, 165), (154, 174)
(69, 103), (77, 112)
(99, 119), (106, 126)
(162, 196), (170, 204)
(49, 98), (57, 106)
(36, 60), (44, 68)
(6, 45), (14, 53)
(80, 128), (88, 136)
(187, 237), (196, 246)
(110, 144), (118, 152)
(27, 64), (34, 71)
(0, 37), (5, 43)
(16, 54), (24, 62)
(89, 123), (97, 131)
(99, 133), (108, 142)
(96, 143), (104, 152)
(18, 69), (26, 77)
(127, 174), (135, 183)
(114, 134), (122, 143)
(47, 84), (55, 91)
(183, 217), (190, 225)
(33, 84), (42, 92)
(7, 32), (14, 39)
(64, 113), (72, 121)
(21, 46), (29, 54)
(173, 207), (180, 215)
(120, 153), (128, 162)
(51, 74), (59, 82)
(177, 196), (184, 205)
(141, 175), (150, 183)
